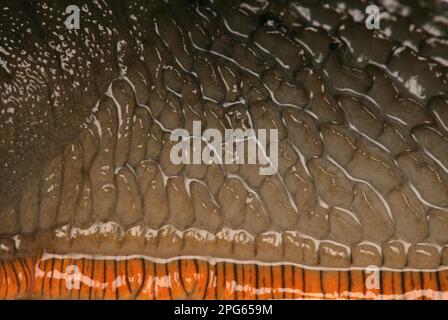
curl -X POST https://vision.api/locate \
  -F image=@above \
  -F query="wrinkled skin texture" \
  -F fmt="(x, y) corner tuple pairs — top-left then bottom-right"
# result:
(1, 0), (448, 299)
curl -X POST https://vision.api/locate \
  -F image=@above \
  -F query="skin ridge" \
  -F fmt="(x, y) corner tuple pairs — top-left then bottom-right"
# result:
(0, 0), (140, 212)
(0, 1), (446, 216)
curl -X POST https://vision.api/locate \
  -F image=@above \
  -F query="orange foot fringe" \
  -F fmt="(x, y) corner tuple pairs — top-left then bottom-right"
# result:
(1, 256), (447, 299)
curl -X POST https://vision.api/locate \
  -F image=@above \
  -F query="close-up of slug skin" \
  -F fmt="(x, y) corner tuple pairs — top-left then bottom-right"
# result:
(1, 0), (448, 300)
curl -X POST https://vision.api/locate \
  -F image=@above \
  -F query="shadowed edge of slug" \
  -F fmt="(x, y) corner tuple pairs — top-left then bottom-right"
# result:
(0, 255), (447, 300)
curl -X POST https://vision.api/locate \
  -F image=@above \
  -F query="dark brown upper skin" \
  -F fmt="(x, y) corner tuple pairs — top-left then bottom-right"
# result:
(0, 0), (448, 270)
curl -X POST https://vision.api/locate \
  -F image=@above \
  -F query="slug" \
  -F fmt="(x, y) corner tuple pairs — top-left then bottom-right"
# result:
(0, 0), (448, 299)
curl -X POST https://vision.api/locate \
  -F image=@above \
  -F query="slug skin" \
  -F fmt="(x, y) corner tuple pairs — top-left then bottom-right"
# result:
(1, 0), (448, 299)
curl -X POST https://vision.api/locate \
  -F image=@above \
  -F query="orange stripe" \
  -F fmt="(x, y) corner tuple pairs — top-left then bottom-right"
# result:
(59, 258), (71, 299)
(154, 262), (171, 300)
(282, 265), (294, 299)
(68, 258), (84, 300)
(167, 260), (188, 299)
(215, 262), (225, 299)
(17, 258), (33, 299)
(392, 272), (403, 299)
(80, 258), (94, 299)
(116, 259), (132, 299)
(349, 270), (365, 299)
(223, 262), (236, 300)
(50, 259), (66, 299)
(4, 260), (19, 299)
(322, 271), (339, 299)
(10, 260), (26, 299)
(422, 272), (439, 300)
(403, 271), (418, 300)
(32, 258), (46, 299)
(304, 270), (322, 299)
(293, 266), (304, 299)
(272, 265), (284, 299)
(137, 260), (155, 300)
(257, 265), (273, 299)
(243, 264), (257, 300)
(91, 259), (105, 300)
(126, 259), (145, 298)
(381, 271), (394, 299)
(438, 270), (448, 300)
(21, 257), (35, 298)
(190, 260), (208, 300)
(0, 261), (6, 299)
(338, 271), (349, 299)
(180, 259), (197, 296)
(411, 272), (423, 300)
(102, 259), (117, 300)
(48, 258), (63, 299)
(403, 272), (413, 299)
(235, 263), (245, 300)
(205, 262), (216, 300)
